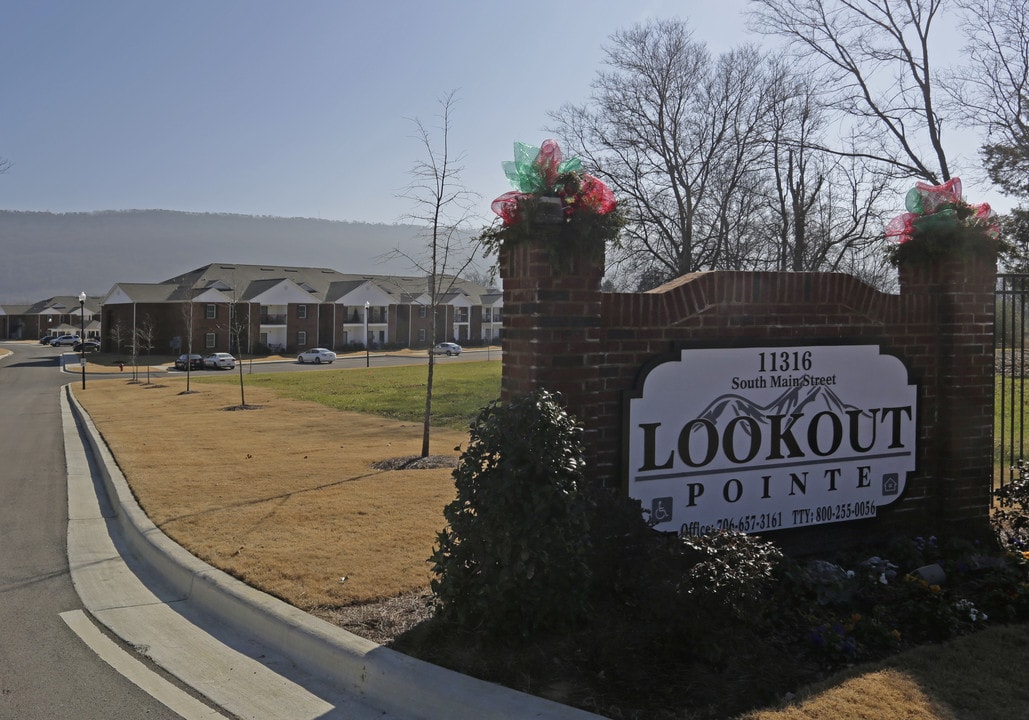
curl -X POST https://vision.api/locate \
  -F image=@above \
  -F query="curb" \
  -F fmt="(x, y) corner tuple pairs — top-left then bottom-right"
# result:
(64, 386), (603, 719)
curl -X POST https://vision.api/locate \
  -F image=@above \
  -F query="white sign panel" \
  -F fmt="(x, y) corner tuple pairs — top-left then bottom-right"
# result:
(626, 345), (917, 535)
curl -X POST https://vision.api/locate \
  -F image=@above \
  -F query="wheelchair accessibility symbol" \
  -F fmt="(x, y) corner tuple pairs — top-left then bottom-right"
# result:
(651, 497), (673, 525)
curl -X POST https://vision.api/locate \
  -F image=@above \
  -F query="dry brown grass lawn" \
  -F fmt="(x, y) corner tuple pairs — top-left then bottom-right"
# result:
(71, 375), (465, 614)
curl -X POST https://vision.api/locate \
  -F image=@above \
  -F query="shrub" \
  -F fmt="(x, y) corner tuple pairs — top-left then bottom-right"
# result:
(994, 459), (1029, 552)
(429, 390), (592, 637)
(676, 529), (784, 616)
(662, 530), (786, 663)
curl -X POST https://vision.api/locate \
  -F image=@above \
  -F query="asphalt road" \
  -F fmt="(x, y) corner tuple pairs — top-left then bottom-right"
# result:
(0, 342), (185, 719)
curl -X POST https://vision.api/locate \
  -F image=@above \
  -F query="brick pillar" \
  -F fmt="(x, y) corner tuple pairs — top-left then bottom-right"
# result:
(499, 237), (605, 467)
(898, 247), (997, 534)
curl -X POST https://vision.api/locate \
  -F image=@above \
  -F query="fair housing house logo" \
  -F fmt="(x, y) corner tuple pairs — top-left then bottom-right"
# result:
(625, 344), (917, 535)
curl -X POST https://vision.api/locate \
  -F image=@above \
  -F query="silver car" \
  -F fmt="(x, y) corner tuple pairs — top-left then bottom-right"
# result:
(203, 352), (236, 370)
(431, 342), (462, 356)
(297, 348), (337, 364)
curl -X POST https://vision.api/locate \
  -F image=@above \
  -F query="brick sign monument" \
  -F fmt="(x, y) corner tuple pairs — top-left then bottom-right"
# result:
(499, 234), (996, 551)
(490, 145), (995, 551)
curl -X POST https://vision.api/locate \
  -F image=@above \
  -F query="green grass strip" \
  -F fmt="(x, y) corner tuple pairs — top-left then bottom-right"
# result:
(197, 360), (501, 431)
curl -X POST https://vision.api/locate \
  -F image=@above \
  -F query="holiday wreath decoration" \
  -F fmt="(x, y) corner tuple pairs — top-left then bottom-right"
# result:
(885, 177), (1000, 265)
(479, 140), (622, 271)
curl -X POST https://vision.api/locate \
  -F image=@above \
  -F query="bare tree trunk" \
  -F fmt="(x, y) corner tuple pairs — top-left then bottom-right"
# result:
(394, 91), (480, 458)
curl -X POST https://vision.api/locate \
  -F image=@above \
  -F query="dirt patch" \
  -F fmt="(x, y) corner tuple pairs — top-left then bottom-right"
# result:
(312, 590), (434, 646)
(372, 455), (458, 471)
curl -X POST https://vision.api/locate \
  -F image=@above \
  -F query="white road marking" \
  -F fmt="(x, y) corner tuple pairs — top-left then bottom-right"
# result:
(60, 609), (229, 720)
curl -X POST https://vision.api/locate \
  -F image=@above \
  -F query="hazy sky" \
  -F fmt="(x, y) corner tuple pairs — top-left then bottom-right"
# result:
(0, 0), (1012, 228)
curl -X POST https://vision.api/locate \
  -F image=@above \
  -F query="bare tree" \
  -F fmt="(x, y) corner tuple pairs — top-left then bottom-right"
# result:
(762, 60), (827, 271)
(757, 59), (895, 278)
(696, 45), (783, 271)
(950, 0), (1029, 199)
(551, 20), (783, 287)
(548, 14), (921, 289)
(395, 91), (480, 457)
(551, 19), (890, 287)
(550, 19), (711, 284)
(213, 292), (250, 407)
(135, 315), (156, 385)
(179, 291), (199, 392)
(749, 0), (953, 183)
(107, 319), (129, 357)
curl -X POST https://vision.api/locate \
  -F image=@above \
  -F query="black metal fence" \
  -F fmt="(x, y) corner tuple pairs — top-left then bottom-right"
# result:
(995, 274), (1029, 491)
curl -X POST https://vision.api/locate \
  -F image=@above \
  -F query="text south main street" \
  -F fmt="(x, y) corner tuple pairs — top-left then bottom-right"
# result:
(730, 373), (838, 390)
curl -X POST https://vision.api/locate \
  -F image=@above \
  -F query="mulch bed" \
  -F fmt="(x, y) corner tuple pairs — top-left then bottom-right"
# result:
(372, 455), (459, 471)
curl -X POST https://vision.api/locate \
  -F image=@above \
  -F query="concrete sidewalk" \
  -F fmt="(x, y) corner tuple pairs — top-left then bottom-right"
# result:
(62, 385), (604, 719)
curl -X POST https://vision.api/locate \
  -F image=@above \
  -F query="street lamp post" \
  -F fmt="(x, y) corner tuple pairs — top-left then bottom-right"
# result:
(78, 291), (86, 389)
(364, 301), (370, 368)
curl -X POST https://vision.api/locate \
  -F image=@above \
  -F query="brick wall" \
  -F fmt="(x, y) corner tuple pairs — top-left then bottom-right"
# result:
(500, 237), (996, 549)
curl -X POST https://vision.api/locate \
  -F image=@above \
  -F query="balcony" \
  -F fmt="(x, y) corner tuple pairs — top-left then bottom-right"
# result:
(260, 313), (288, 325)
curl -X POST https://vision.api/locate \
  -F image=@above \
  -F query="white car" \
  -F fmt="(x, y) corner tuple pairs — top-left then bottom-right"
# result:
(431, 342), (462, 356)
(203, 352), (236, 370)
(297, 347), (337, 364)
(50, 334), (81, 347)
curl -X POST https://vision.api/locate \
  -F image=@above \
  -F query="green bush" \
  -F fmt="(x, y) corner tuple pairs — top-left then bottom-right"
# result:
(677, 529), (784, 616)
(429, 390), (592, 637)
(994, 459), (1029, 553)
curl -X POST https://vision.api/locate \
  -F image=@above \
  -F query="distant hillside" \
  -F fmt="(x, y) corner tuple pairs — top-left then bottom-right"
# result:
(0, 210), (465, 302)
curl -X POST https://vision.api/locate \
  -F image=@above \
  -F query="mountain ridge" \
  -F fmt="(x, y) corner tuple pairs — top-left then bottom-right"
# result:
(0, 209), (459, 303)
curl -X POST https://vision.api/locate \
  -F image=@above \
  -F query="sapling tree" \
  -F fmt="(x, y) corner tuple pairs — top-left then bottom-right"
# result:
(226, 300), (250, 407)
(213, 272), (250, 408)
(135, 314), (156, 385)
(107, 319), (128, 358)
(178, 290), (198, 391)
(395, 90), (480, 457)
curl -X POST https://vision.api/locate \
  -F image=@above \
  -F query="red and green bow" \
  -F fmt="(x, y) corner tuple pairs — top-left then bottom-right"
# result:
(491, 140), (616, 226)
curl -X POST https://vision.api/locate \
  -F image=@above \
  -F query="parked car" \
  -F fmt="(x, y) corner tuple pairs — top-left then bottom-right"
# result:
(72, 340), (101, 353)
(203, 352), (236, 370)
(297, 347), (337, 364)
(174, 353), (204, 370)
(431, 342), (462, 356)
(39, 335), (54, 345)
(50, 334), (81, 346)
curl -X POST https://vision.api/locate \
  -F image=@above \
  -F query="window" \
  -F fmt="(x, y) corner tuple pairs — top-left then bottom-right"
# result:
(297, 331), (307, 347)
(205, 332), (216, 348)
(297, 304), (307, 319)
(418, 305), (427, 319)
(418, 328), (426, 342)
(206, 304), (217, 319)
